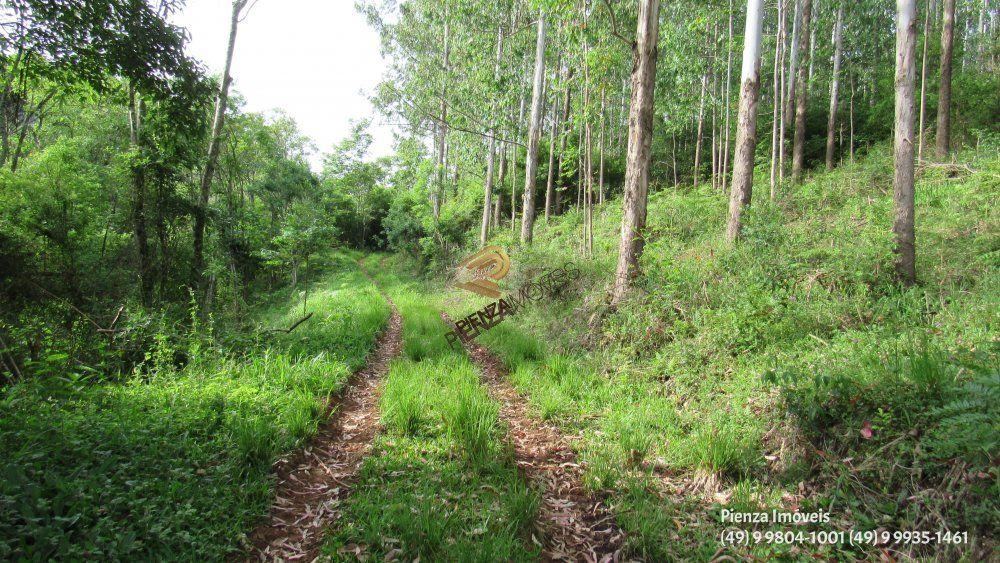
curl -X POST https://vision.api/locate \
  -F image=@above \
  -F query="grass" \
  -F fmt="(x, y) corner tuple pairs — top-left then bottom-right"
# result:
(322, 261), (539, 561)
(0, 253), (390, 560)
(459, 142), (999, 559)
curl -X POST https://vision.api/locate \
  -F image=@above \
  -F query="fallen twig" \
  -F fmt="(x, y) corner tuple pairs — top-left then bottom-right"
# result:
(267, 312), (314, 334)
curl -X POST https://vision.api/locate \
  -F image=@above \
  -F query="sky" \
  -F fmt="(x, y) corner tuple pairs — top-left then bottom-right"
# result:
(173, 0), (397, 170)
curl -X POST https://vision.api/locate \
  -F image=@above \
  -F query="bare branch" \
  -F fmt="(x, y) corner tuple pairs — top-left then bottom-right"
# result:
(601, 0), (635, 49)
(267, 312), (314, 333)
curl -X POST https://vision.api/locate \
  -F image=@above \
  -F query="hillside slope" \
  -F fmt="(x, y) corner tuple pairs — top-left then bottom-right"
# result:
(449, 143), (998, 559)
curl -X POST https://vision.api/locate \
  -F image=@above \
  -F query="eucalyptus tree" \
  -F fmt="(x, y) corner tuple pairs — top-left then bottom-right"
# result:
(611, 0), (661, 306)
(779, 0), (802, 183)
(791, 0), (812, 183)
(917, 0), (931, 160)
(894, 0), (918, 284)
(769, 0), (787, 196)
(481, 23), (505, 245)
(825, 0), (843, 169)
(725, 0), (765, 242)
(936, 0), (956, 157)
(521, 10), (547, 244)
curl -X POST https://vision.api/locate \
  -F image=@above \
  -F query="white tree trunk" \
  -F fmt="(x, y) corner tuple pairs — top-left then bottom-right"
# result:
(481, 24), (504, 245)
(792, 0), (812, 183)
(598, 88), (606, 205)
(433, 16), (450, 219)
(825, 1), (843, 169)
(893, 0), (918, 284)
(770, 0), (786, 197)
(780, 0), (802, 181)
(611, 0), (661, 305)
(723, 0), (734, 192)
(726, 0), (766, 242)
(917, 0), (930, 160)
(694, 34), (709, 188)
(521, 11), (547, 244)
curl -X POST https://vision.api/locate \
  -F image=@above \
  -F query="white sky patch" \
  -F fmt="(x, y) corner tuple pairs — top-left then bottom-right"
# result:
(173, 0), (397, 170)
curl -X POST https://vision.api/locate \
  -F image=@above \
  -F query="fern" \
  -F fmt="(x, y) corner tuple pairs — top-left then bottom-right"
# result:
(923, 371), (1000, 466)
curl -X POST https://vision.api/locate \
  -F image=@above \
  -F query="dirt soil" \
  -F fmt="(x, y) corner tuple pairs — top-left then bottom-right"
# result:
(444, 313), (630, 563)
(244, 266), (402, 562)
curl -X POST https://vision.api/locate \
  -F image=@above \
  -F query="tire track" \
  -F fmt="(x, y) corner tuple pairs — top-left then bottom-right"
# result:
(244, 261), (401, 562)
(442, 313), (628, 563)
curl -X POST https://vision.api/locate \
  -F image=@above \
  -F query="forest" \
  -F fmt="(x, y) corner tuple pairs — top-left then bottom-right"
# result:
(0, 0), (997, 560)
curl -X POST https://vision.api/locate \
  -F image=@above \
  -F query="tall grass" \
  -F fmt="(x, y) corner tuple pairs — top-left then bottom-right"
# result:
(324, 266), (538, 560)
(0, 254), (390, 560)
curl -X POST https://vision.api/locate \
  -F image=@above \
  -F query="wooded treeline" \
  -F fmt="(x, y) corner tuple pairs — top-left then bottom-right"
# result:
(0, 1), (396, 379)
(0, 0), (997, 381)
(363, 0), (996, 292)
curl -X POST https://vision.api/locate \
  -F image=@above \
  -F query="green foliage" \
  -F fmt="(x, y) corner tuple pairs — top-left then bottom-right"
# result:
(466, 143), (998, 558)
(0, 257), (389, 559)
(325, 266), (538, 560)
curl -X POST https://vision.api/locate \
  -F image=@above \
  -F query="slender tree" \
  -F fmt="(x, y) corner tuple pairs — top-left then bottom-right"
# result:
(555, 70), (573, 215)
(481, 24), (504, 245)
(611, 0), (661, 305)
(770, 0), (787, 196)
(935, 0), (955, 158)
(193, 0), (247, 287)
(825, 1), (844, 169)
(894, 0), (918, 284)
(598, 87), (606, 205)
(521, 10), (547, 244)
(433, 14), (451, 219)
(726, 0), (766, 242)
(917, 0), (931, 160)
(722, 0), (734, 192)
(694, 29), (709, 188)
(791, 0), (813, 183)
(780, 0), (802, 182)
(545, 56), (561, 221)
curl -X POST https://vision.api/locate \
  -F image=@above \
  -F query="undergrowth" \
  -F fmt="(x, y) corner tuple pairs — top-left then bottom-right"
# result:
(0, 253), (390, 560)
(459, 143), (998, 559)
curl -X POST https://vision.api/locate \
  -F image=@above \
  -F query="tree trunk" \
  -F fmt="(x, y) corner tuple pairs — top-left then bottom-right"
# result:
(825, 1), (843, 169)
(672, 130), (679, 187)
(611, 0), (661, 306)
(495, 135), (507, 226)
(849, 72), (855, 162)
(894, 0), (918, 284)
(935, 0), (955, 158)
(808, 1), (817, 80)
(193, 0), (245, 287)
(722, 0), (734, 192)
(780, 0), (802, 181)
(598, 88), (606, 205)
(128, 85), (153, 307)
(770, 0), (787, 197)
(520, 11), (547, 244)
(694, 35), (709, 188)
(545, 52), (562, 222)
(481, 24), (504, 245)
(726, 0), (766, 242)
(917, 0), (930, 159)
(512, 57), (529, 232)
(555, 72), (573, 215)
(433, 16), (451, 218)
(582, 28), (593, 257)
(791, 0), (812, 183)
